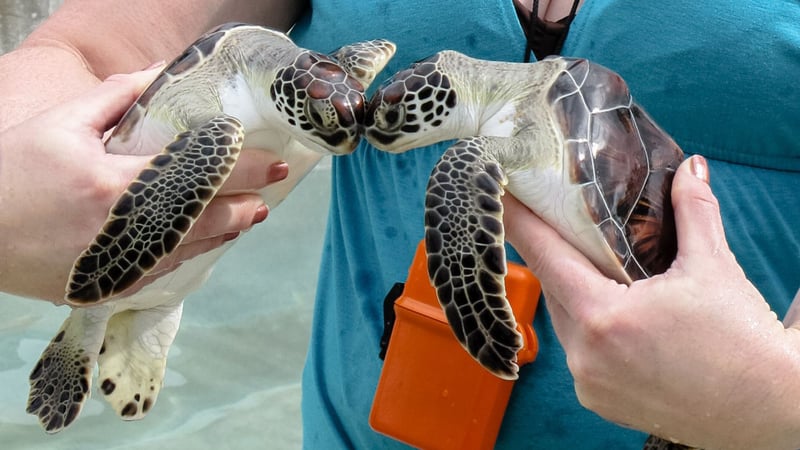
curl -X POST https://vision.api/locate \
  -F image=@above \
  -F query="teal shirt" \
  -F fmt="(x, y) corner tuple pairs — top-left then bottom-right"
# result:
(290, 1), (800, 448)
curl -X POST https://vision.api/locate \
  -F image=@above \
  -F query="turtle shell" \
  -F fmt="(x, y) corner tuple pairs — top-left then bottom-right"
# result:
(111, 23), (255, 143)
(548, 58), (683, 281)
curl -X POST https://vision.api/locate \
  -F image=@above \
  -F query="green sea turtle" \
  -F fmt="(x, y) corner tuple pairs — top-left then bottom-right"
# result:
(365, 52), (688, 449)
(26, 23), (395, 433)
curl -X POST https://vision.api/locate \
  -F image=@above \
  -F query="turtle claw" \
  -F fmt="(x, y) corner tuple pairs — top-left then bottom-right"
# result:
(66, 115), (244, 304)
(425, 137), (523, 380)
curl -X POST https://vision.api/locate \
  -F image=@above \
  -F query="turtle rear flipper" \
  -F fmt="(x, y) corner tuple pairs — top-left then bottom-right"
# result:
(330, 39), (396, 90)
(27, 306), (112, 433)
(425, 136), (523, 380)
(97, 302), (183, 420)
(66, 115), (245, 305)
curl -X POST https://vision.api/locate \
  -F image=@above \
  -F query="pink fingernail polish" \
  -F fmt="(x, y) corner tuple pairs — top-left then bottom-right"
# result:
(268, 162), (289, 184)
(223, 232), (240, 242)
(690, 155), (709, 184)
(252, 205), (269, 225)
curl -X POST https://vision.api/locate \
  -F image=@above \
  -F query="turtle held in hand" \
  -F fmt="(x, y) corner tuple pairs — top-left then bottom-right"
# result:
(27, 23), (395, 433)
(365, 51), (685, 449)
(365, 51), (683, 377)
(365, 52), (688, 447)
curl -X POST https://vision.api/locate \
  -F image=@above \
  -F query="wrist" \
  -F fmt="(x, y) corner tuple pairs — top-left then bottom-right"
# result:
(709, 329), (800, 449)
(0, 43), (99, 130)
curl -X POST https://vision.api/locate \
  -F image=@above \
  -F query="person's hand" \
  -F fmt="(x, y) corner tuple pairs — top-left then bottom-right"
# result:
(0, 68), (288, 303)
(504, 156), (800, 449)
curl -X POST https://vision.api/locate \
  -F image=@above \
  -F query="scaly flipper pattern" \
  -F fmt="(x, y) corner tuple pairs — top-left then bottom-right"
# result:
(424, 136), (522, 380)
(66, 115), (244, 304)
(27, 306), (112, 433)
(331, 39), (397, 90)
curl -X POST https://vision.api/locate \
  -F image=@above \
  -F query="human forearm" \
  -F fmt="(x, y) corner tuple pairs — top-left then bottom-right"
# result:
(0, 0), (307, 130)
(723, 330), (800, 450)
(24, 0), (306, 77)
(0, 43), (100, 130)
(0, 68), (288, 302)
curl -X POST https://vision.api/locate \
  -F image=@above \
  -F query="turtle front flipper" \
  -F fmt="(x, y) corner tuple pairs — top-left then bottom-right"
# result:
(425, 136), (523, 380)
(330, 39), (396, 90)
(27, 305), (113, 433)
(66, 115), (245, 305)
(97, 301), (183, 421)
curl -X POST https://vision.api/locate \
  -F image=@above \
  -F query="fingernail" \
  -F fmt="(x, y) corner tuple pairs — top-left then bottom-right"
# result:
(223, 232), (240, 242)
(267, 162), (289, 184)
(252, 204), (269, 225)
(690, 155), (709, 184)
(142, 60), (166, 71)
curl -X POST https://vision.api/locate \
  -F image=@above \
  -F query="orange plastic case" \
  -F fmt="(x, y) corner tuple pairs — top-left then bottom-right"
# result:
(370, 241), (541, 450)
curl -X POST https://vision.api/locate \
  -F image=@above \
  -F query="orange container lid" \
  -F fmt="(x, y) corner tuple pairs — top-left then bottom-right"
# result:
(370, 241), (541, 449)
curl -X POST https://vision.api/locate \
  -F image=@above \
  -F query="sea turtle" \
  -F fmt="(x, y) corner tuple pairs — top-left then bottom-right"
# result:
(365, 52), (688, 449)
(27, 23), (395, 433)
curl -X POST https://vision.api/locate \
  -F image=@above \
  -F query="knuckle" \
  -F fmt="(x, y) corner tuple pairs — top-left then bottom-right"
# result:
(231, 195), (261, 229)
(573, 381), (600, 411)
(568, 360), (610, 418)
(230, 161), (265, 190)
(571, 306), (630, 362)
(74, 168), (126, 212)
(566, 352), (593, 387)
(582, 309), (615, 342)
(693, 189), (721, 215)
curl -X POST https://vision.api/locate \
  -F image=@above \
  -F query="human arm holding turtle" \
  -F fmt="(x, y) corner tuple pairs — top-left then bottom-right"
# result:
(0, 0), (307, 302)
(0, 0), (307, 128)
(2, 1), (397, 432)
(3, 0), (799, 447)
(504, 156), (800, 449)
(0, 66), (290, 303)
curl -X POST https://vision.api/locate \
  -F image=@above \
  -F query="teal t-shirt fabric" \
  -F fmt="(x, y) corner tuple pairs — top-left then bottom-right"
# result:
(290, 0), (800, 448)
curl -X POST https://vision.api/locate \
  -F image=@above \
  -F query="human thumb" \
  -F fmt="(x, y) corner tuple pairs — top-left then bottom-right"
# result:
(671, 155), (729, 259)
(77, 64), (165, 134)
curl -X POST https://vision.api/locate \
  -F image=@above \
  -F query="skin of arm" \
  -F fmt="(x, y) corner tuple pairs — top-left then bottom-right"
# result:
(504, 156), (800, 449)
(509, 0), (800, 446)
(0, 0), (308, 129)
(0, 68), (289, 302)
(0, 0), (306, 301)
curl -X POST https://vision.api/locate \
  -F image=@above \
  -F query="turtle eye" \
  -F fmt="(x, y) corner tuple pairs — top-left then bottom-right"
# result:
(377, 103), (405, 132)
(305, 98), (337, 131)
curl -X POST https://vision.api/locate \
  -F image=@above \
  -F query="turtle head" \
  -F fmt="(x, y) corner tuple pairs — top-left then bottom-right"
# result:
(365, 52), (461, 153)
(270, 51), (367, 155)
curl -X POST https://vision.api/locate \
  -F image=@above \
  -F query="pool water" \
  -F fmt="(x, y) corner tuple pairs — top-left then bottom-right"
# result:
(0, 165), (330, 449)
